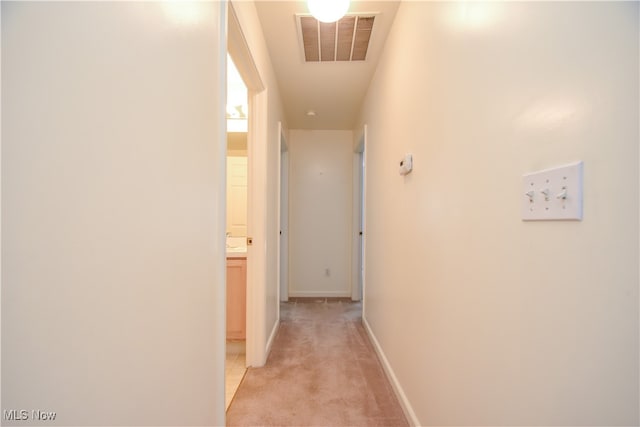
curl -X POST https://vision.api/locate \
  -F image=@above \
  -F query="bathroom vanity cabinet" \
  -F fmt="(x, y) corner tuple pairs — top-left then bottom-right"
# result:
(226, 257), (246, 340)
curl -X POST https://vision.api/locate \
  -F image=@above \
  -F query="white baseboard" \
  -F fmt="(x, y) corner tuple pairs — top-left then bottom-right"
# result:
(265, 318), (279, 360)
(362, 316), (421, 427)
(288, 290), (352, 297)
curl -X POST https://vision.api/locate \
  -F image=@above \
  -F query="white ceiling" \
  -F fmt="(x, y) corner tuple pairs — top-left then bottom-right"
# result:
(254, 1), (400, 130)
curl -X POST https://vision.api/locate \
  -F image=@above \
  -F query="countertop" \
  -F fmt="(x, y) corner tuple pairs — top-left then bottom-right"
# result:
(226, 237), (247, 258)
(226, 247), (247, 259)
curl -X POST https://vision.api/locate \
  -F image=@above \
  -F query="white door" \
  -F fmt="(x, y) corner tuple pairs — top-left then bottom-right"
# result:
(357, 150), (365, 300)
(279, 127), (289, 302)
(352, 126), (366, 302)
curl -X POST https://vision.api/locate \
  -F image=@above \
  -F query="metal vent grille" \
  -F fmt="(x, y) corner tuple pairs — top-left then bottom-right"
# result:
(299, 15), (375, 62)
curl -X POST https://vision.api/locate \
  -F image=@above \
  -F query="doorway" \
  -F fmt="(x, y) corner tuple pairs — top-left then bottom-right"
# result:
(225, 54), (248, 410)
(279, 123), (289, 303)
(352, 126), (367, 303)
(227, 0), (270, 371)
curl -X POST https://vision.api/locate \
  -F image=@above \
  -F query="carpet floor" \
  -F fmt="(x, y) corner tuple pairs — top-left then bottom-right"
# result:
(226, 299), (409, 426)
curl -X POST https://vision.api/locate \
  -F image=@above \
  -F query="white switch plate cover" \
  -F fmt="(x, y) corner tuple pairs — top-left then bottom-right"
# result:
(522, 161), (583, 221)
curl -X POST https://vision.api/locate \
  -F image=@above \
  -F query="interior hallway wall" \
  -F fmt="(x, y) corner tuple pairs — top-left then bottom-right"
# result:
(357, 2), (639, 426)
(2, 2), (227, 425)
(289, 130), (353, 297)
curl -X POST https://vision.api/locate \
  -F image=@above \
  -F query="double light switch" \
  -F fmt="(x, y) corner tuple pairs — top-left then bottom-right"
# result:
(522, 161), (583, 221)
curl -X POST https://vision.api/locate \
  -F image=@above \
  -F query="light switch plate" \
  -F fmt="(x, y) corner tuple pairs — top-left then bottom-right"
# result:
(522, 161), (583, 221)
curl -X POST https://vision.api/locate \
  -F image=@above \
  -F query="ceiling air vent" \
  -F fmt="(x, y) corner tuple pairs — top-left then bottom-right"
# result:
(298, 14), (375, 62)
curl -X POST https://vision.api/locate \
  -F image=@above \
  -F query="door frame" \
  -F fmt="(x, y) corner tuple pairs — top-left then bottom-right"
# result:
(278, 122), (289, 303)
(352, 125), (367, 303)
(228, 1), (268, 368)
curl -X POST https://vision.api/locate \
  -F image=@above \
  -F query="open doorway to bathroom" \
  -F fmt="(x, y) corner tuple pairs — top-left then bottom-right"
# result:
(225, 53), (248, 410)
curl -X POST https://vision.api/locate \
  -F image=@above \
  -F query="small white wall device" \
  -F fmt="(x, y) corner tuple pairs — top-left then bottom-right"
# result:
(399, 154), (413, 176)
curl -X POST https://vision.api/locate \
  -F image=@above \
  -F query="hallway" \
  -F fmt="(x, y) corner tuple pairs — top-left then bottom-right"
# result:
(226, 300), (408, 426)
(2, 2), (638, 426)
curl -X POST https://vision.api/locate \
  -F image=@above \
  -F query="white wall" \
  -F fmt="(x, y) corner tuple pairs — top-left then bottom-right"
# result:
(358, 2), (639, 426)
(289, 130), (353, 297)
(230, 0), (287, 364)
(2, 2), (227, 426)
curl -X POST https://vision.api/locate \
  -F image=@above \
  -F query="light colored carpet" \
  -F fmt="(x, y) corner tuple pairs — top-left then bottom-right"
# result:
(226, 299), (408, 426)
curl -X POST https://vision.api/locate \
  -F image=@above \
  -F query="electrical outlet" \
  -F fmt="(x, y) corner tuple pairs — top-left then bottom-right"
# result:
(522, 161), (583, 221)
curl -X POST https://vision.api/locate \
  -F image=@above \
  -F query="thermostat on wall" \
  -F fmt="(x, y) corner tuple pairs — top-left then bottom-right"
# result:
(399, 154), (413, 176)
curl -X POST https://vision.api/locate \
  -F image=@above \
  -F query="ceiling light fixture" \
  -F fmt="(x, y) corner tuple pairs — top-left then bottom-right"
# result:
(307, 0), (350, 23)
(306, 110), (317, 117)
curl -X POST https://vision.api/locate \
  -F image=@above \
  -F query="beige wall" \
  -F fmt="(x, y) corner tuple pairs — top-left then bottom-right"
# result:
(358, 2), (639, 426)
(2, 2), (227, 426)
(289, 130), (353, 297)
